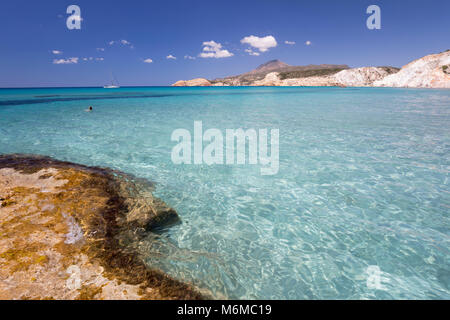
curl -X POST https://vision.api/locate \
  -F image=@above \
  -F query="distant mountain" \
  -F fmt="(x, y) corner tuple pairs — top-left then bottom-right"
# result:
(246, 59), (290, 74)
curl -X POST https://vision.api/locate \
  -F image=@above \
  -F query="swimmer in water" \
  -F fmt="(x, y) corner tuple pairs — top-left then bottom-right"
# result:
(85, 106), (93, 112)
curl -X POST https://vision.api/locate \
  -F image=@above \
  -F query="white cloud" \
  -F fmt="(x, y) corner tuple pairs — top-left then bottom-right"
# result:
(81, 57), (103, 62)
(166, 54), (176, 60)
(109, 40), (133, 48)
(199, 41), (233, 58)
(53, 57), (78, 64)
(52, 50), (63, 55)
(184, 55), (196, 60)
(305, 40), (312, 46)
(285, 40), (295, 45)
(245, 48), (260, 56)
(96, 48), (105, 52)
(143, 58), (153, 63)
(240, 35), (277, 52)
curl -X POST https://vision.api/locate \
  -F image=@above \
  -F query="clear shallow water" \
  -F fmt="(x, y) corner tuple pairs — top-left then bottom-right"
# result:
(0, 86), (449, 299)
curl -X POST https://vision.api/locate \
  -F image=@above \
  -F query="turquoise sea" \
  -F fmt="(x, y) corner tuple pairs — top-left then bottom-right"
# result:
(0, 86), (449, 299)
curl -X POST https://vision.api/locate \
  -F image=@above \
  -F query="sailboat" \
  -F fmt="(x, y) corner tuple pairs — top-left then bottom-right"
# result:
(104, 72), (120, 88)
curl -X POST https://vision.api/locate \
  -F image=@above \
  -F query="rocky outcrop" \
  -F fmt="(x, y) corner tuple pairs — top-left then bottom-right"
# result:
(212, 67), (399, 87)
(172, 78), (211, 87)
(333, 67), (399, 87)
(250, 72), (341, 86)
(220, 67), (398, 87)
(212, 61), (348, 86)
(282, 76), (341, 87)
(251, 72), (283, 86)
(374, 51), (450, 88)
(0, 154), (204, 300)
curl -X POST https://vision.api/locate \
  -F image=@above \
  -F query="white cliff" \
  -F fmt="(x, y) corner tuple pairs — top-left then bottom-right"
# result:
(251, 72), (283, 86)
(333, 67), (397, 87)
(281, 75), (340, 86)
(373, 51), (450, 88)
(249, 72), (337, 86)
(251, 72), (341, 86)
(212, 67), (398, 87)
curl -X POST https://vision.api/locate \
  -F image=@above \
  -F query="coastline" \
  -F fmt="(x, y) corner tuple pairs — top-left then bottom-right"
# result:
(171, 51), (450, 89)
(0, 154), (205, 300)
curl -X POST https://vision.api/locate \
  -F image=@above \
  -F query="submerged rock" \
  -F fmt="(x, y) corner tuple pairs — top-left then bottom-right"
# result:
(0, 154), (203, 300)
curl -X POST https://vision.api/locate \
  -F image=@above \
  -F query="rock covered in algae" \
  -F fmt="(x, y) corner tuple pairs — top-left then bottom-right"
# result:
(0, 154), (203, 300)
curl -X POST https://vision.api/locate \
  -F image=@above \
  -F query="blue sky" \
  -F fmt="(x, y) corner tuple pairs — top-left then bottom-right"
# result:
(0, 0), (449, 87)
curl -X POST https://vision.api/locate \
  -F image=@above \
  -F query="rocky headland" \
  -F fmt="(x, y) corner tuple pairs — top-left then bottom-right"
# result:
(172, 78), (212, 87)
(172, 50), (450, 88)
(373, 51), (450, 88)
(0, 154), (204, 300)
